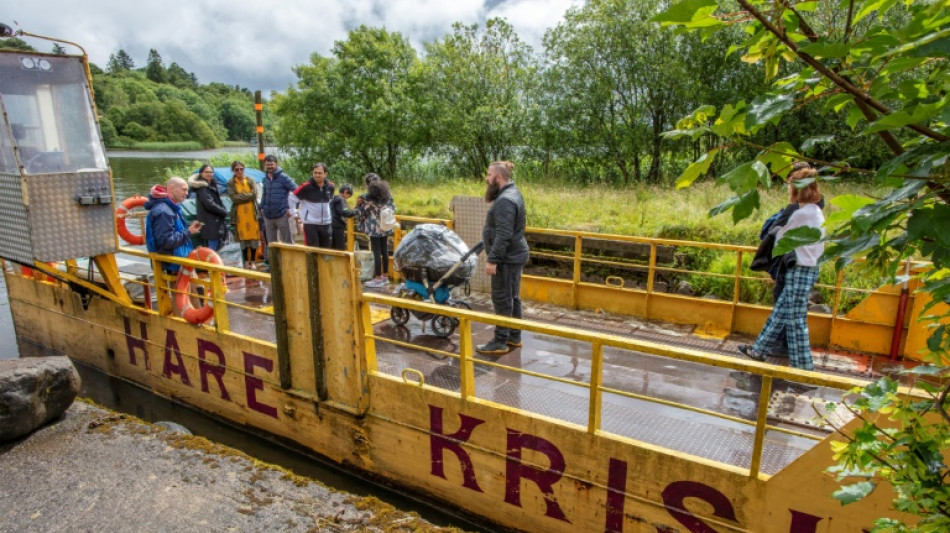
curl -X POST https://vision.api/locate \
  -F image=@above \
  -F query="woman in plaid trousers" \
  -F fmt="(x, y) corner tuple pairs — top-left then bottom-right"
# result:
(739, 165), (824, 370)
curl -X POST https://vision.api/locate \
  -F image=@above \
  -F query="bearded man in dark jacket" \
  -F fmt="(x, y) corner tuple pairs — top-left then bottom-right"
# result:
(476, 161), (530, 355)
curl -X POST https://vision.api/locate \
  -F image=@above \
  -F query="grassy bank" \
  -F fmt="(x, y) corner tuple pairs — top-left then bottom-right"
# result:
(169, 152), (877, 246)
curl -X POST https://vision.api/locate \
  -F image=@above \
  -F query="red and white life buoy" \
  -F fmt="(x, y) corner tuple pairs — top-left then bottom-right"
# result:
(115, 195), (147, 245)
(174, 247), (223, 325)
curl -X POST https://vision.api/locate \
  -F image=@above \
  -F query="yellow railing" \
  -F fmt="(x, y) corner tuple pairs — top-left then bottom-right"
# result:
(359, 291), (890, 479)
(118, 247), (274, 340)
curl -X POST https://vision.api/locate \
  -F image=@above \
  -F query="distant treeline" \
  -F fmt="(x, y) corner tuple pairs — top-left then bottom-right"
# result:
(0, 37), (273, 149)
(273, 0), (895, 186)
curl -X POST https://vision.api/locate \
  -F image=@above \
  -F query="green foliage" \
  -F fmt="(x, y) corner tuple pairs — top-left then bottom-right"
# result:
(419, 19), (536, 178)
(659, 0), (950, 529)
(91, 48), (266, 149)
(273, 26), (419, 181)
(0, 37), (35, 52)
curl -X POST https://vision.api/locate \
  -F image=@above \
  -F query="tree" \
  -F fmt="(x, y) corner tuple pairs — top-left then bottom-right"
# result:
(420, 19), (538, 178)
(145, 48), (166, 83)
(108, 49), (135, 73)
(657, 0), (950, 530)
(0, 37), (34, 52)
(51, 43), (66, 55)
(540, 0), (747, 184)
(166, 62), (197, 89)
(273, 26), (420, 181)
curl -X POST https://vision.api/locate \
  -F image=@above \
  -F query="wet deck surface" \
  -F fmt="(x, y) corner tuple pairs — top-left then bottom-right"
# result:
(119, 258), (905, 477)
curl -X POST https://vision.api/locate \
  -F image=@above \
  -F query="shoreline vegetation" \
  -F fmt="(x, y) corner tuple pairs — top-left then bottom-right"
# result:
(161, 151), (880, 311)
(107, 140), (251, 152)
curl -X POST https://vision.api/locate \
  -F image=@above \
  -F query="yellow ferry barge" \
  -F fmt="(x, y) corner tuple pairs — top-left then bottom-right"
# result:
(1, 42), (941, 532)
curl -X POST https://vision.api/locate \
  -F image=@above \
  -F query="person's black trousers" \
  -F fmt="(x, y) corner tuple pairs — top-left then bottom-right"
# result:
(304, 224), (332, 248)
(491, 262), (523, 343)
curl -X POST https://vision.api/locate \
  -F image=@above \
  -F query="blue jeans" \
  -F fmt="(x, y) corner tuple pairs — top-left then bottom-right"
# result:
(206, 239), (220, 251)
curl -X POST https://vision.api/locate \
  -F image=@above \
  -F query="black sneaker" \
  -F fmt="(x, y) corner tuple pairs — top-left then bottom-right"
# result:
(476, 339), (511, 355)
(738, 344), (766, 362)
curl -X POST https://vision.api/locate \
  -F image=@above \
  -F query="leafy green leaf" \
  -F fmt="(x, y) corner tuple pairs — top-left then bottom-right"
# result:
(826, 194), (876, 224)
(652, 0), (722, 27)
(675, 149), (720, 189)
(801, 135), (834, 152)
(773, 226), (822, 257)
(745, 92), (795, 129)
(854, 0), (897, 25)
(905, 364), (945, 376)
(718, 161), (767, 193)
(833, 481), (877, 505)
(709, 196), (740, 218)
(799, 41), (851, 59)
(733, 190), (760, 222)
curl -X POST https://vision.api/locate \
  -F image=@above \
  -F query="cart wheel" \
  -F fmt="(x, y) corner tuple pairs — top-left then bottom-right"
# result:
(448, 299), (472, 311)
(391, 306), (410, 326)
(431, 315), (458, 337)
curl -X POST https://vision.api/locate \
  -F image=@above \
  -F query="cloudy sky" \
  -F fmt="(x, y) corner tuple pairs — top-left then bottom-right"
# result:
(6, 0), (581, 94)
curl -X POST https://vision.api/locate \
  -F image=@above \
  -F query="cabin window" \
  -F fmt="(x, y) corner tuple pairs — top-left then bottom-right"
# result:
(0, 54), (107, 174)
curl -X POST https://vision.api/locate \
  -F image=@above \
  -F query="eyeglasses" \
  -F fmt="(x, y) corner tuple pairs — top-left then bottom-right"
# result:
(234, 167), (245, 171)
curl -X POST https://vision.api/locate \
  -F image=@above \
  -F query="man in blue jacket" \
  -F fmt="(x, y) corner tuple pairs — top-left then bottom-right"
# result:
(145, 177), (202, 274)
(260, 154), (298, 244)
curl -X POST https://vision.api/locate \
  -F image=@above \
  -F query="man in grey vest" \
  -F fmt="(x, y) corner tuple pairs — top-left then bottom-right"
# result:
(476, 161), (529, 355)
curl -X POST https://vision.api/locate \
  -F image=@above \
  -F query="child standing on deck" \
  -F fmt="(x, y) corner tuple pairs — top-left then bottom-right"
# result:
(330, 183), (356, 251)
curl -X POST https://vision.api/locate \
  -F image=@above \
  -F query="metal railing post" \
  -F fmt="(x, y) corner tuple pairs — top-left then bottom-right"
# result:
(749, 375), (773, 478)
(572, 235), (583, 310)
(151, 258), (174, 317)
(646, 242), (658, 317)
(210, 269), (229, 333)
(346, 218), (355, 252)
(588, 341), (604, 434)
(459, 318), (475, 399)
(730, 251), (743, 331)
(359, 300), (378, 372)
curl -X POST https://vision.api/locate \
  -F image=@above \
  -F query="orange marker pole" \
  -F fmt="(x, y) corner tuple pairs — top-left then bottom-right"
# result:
(255, 91), (265, 171)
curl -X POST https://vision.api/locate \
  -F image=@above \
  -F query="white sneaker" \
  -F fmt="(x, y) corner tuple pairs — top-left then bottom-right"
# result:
(365, 278), (386, 288)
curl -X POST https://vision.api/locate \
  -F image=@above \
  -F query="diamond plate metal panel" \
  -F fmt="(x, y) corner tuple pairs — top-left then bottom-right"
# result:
(449, 196), (490, 293)
(0, 172), (33, 263)
(26, 171), (116, 261)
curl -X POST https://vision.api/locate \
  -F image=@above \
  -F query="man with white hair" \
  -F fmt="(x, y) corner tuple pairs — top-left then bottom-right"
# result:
(144, 176), (202, 274)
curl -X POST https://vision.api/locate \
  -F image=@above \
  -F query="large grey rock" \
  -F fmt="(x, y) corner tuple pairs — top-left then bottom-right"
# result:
(0, 356), (80, 441)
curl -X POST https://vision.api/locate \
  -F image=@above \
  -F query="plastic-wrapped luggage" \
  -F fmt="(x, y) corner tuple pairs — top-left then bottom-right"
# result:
(393, 224), (477, 286)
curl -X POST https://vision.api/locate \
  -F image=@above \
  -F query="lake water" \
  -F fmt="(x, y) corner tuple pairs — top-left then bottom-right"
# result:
(2, 147), (266, 360)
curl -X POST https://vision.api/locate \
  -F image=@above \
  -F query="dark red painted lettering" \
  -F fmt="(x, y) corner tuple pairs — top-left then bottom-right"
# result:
(243, 352), (277, 419)
(197, 339), (231, 401)
(123, 317), (149, 369)
(660, 481), (737, 533)
(605, 458), (627, 533)
(789, 510), (822, 533)
(161, 329), (191, 386)
(504, 429), (569, 522)
(428, 405), (484, 492)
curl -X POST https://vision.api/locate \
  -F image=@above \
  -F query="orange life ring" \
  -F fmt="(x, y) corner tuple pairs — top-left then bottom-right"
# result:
(116, 195), (147, 245)
(174, 247), (223, 324)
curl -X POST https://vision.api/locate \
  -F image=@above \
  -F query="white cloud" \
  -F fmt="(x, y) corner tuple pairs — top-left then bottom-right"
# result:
(7, 0), (579, 92)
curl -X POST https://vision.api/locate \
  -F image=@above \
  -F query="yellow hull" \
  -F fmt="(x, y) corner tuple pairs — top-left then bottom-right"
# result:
(5, 245), (911, 532)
